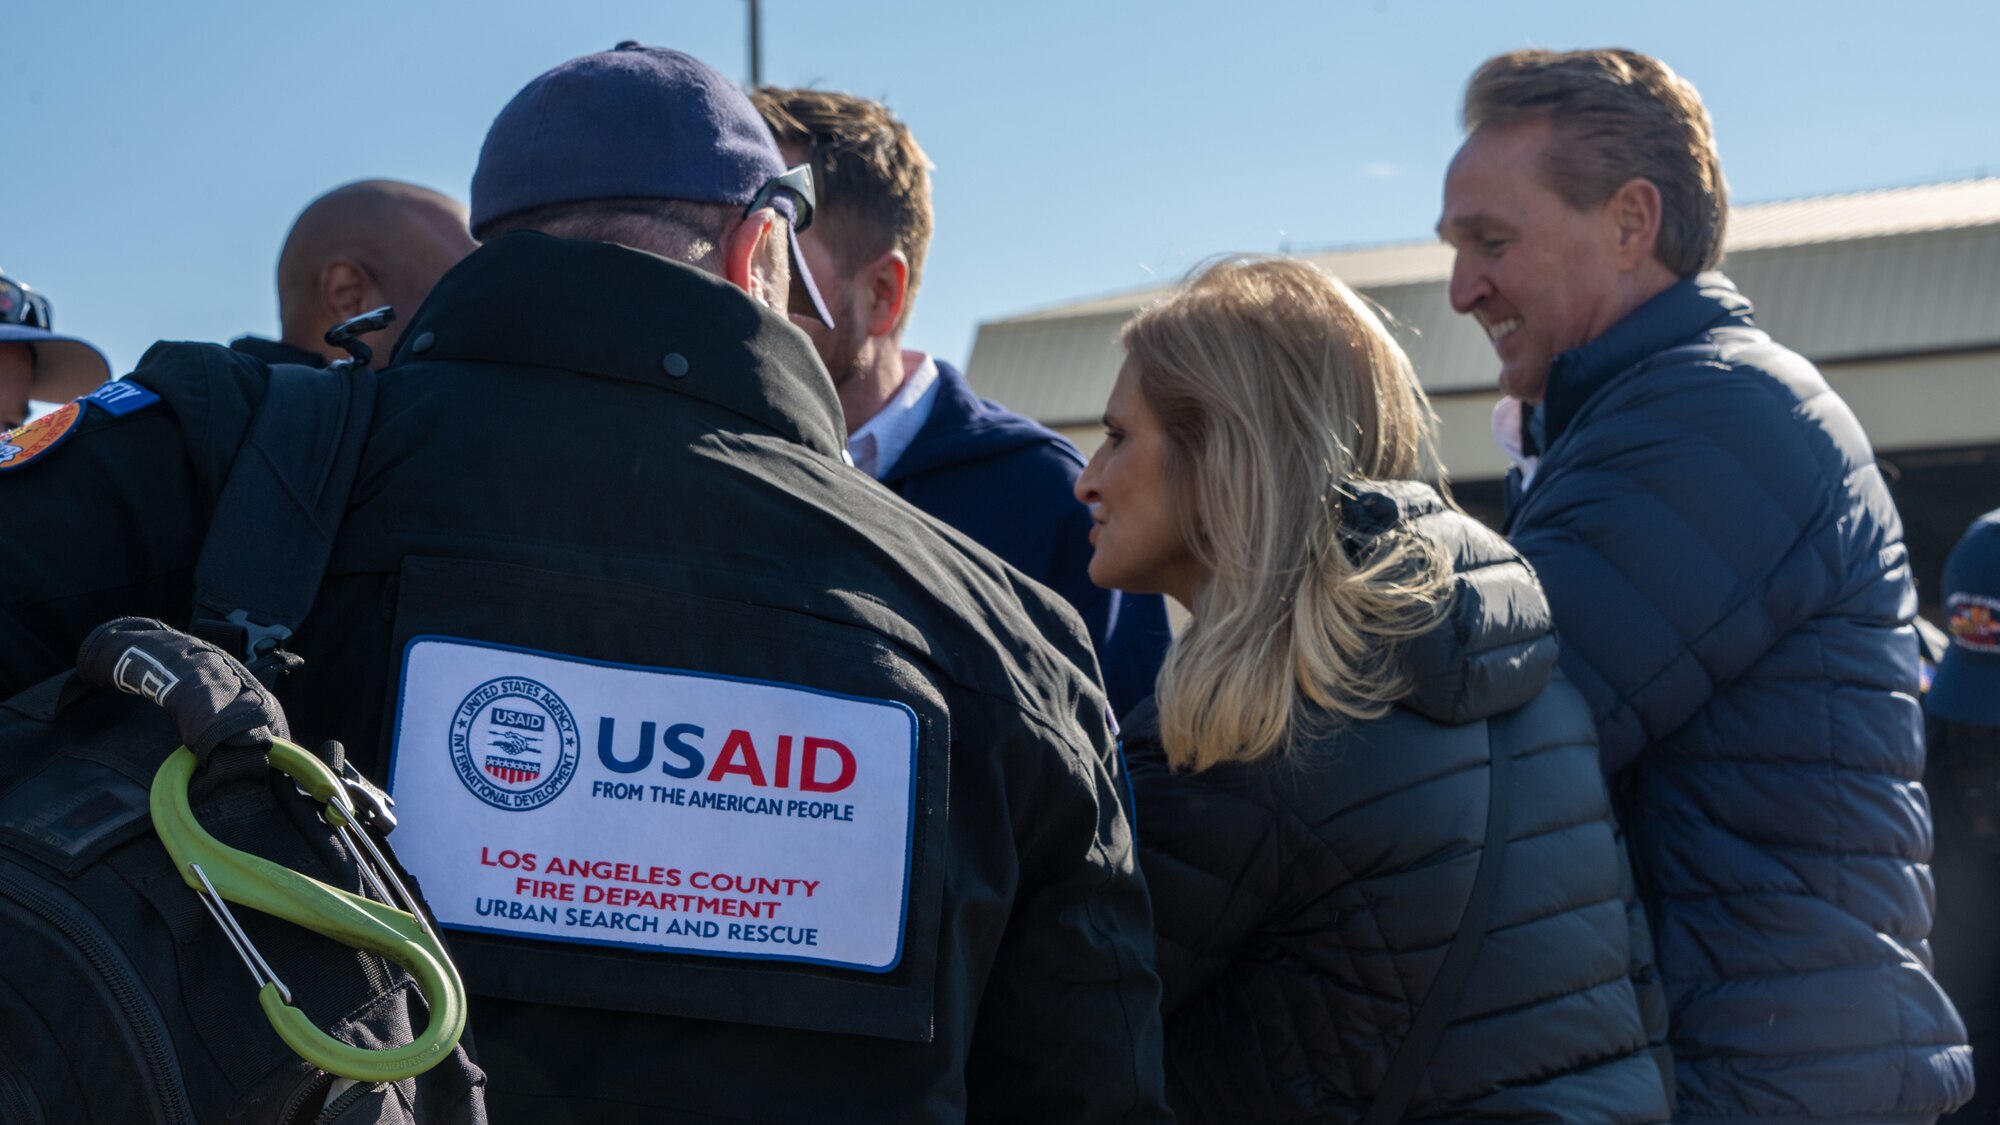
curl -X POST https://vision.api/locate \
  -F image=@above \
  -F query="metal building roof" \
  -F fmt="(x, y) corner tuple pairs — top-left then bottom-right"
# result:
(966, 178), (2000, 423)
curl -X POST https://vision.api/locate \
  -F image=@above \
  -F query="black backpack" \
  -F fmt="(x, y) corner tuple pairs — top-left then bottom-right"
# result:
(0, 360), (486, 1124)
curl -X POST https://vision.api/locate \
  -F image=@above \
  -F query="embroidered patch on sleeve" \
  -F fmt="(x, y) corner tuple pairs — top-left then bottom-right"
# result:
(0, 402), (82, 472)
(83, 380), (161, 417)
(1947, 593), (2000, 654)
(387, 637), (920, 972)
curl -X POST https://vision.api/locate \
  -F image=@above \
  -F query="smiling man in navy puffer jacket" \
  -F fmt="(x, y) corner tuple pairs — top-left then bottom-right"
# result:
(1438, 47), (1971, 1122)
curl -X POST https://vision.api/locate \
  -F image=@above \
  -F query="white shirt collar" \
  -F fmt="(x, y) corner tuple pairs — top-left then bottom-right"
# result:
(1491, 395), (1541, 492)
(848, 350), (940, 480)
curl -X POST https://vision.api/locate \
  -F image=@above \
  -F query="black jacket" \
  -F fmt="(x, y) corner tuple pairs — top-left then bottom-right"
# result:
(883, 360), (1172, 717)
(1127, 482), (1672, 1123)
(0, 232), (1171, 1124)
(229, 335), (326, 367)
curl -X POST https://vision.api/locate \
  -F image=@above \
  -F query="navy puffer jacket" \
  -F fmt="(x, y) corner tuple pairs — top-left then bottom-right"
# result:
(1128, 482), (1672, 1123)
(1506, 273), (1972, 1122)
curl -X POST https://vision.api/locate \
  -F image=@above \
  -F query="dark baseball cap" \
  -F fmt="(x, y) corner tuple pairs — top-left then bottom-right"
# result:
(1929, 510), (2000, 726)
(471, 42), (833, 328)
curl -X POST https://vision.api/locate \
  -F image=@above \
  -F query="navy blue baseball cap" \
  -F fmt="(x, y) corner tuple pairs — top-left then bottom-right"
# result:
(1929, 510), (2000, 726)
(471, 41), (834, 328)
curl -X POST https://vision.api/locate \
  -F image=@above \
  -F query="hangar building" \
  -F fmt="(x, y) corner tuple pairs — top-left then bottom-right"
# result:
(964, 178), (2000, 612)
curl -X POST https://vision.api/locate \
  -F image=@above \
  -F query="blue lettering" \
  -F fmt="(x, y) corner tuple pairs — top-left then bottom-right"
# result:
(474, 897), (558, 924)
(597, 717), (654, 774)
(565, 907), (660, 933)
(726, 923), (819, 946)
(661, 723), (706, 779)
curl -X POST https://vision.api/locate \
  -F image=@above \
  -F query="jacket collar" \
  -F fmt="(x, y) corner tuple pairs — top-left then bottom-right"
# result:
(388, 231), (847, 458)
(1539, 270), (1754, 446)
(883, 360), (1074, 485)
(229, 335), (326, 367)
(1121, 694), (1161, 743)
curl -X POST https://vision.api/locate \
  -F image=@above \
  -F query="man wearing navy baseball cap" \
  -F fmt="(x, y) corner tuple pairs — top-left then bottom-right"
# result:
(1931, 512), (2000, 726)
(1926, 510), (2000, 1124)
(0, 43), (1169, 1124)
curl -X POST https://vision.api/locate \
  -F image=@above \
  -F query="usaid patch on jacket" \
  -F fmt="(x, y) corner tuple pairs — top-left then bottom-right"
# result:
(387, 636), (919, 972)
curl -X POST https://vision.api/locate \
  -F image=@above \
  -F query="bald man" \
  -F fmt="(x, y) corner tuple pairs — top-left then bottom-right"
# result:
(231, 179), (476, 367)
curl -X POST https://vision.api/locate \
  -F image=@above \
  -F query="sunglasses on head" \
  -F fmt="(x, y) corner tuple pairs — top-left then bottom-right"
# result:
(745, 165), (826, 321)
(745, 164), (816, 233)
(0, 276), (53, 331)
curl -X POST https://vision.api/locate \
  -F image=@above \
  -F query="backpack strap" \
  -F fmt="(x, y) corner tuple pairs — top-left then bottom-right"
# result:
(1360, 724), (1516, 1125)
(189, 362), (377, 660)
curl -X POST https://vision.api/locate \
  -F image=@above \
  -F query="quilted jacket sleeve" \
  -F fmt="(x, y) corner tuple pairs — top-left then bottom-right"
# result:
(1614, 805), (1676, 1103)
(963, 701), (1174, 1124)
(1125, 733), (1287, 1016)
(1509, 353), (1857, 773)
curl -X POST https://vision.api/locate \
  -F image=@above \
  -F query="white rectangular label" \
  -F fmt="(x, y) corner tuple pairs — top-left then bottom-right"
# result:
(386, 637), (918, 971)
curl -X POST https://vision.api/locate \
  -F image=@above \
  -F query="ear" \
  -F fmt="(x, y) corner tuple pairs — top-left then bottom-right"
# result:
(318, 258), (381, 322)
(1609, 177), (1664, 271)
(861, 249), (910, 340)
(723, 208), (787, 311)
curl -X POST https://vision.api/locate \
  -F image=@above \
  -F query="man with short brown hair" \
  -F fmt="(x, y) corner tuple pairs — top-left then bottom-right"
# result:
(1439, 47), (1971, 1120)
(755, 87), (1170, 717)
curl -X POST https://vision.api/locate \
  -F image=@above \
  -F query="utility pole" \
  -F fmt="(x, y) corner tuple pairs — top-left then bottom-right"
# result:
(747, 0), (762, 87)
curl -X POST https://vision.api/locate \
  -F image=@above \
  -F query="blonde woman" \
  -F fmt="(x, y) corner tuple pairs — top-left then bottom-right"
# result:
(1077, 257), (1670, 1123)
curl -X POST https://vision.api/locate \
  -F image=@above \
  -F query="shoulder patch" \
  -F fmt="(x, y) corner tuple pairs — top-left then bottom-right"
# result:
(0, 402), (83, 472)
(83, 380), (161, 417)
(1948, 593), (2000, 654)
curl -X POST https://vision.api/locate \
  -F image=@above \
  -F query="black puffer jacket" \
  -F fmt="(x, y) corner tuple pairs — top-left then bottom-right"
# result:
(1127, 481), (1672, 1123)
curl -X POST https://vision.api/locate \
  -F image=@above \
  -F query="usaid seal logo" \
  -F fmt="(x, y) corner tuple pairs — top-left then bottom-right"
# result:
(449, 677), (580, 810)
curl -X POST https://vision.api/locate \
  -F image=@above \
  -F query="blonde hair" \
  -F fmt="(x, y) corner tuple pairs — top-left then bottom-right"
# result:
(1124, 257), (1455, 772)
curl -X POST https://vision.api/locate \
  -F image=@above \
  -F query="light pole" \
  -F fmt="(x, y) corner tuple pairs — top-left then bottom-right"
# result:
(747, 0), (762, 87)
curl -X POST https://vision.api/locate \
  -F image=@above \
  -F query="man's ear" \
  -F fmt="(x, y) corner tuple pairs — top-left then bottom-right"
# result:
(319, 258), (381, 323)
(1609, 177), (1664, 271)
(723, 208), (787, 312)
(862, 249), (910, 340)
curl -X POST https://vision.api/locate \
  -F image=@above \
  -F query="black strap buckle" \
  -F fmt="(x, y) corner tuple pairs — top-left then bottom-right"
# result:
(190, 607), (294, 663)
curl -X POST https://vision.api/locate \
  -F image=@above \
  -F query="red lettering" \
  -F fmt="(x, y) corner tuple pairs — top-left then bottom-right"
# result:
(707, 729), (770, 786)
(775, 734), (793, 788)
(483, 847), (536, 871)
(514, 877), (574, 900)
(542, 858), (679, 886)
(801, 738), (856, 793)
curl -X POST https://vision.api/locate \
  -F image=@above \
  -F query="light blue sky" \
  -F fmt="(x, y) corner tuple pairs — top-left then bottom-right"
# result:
(8, 1), (1997, 382)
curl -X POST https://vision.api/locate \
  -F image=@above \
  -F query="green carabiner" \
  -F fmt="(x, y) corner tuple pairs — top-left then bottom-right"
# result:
(150, 738), (467, 1083)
